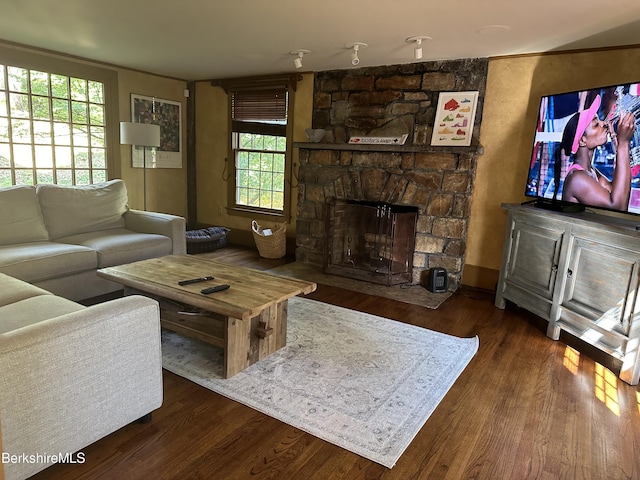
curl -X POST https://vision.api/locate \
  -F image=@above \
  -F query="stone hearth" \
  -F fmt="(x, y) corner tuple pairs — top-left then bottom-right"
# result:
(295, 59), (488, 291)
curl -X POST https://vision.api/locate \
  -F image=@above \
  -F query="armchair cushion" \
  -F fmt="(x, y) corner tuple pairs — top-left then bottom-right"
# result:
(0, 295), (85, 334)
(0, 242), (97, 283)
(0, 273), (51, 307)
(58, 228), (173, 268)
(0, 185), (49, 245)
(36, 180), (128, 239)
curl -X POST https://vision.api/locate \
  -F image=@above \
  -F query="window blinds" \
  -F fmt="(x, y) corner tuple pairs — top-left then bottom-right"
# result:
(231, 88), (288, 135)
(231, 88), (288, 121)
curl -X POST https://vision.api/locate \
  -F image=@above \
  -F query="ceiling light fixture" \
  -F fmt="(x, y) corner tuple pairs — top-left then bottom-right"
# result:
(406, 36), (432, 60)
(290, 49), (311, 69)
(476, 25), (511, 36)
(346, 42), (367, 66)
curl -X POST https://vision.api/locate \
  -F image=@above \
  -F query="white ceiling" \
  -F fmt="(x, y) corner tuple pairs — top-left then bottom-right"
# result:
(1, 0), (640, 81)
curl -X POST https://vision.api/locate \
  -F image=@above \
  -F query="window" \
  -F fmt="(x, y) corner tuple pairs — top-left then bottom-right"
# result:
(234, 131), (286, 210)
(229, 87), (291, 214)
(0, 46), (118, 188)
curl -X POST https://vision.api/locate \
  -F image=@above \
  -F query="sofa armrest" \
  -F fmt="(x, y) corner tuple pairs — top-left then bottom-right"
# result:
(123, 209), (186, 254)
(0, 296), (163, 480)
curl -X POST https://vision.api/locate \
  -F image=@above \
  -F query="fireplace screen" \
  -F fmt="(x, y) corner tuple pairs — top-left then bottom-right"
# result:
(323, 200), (418, 286)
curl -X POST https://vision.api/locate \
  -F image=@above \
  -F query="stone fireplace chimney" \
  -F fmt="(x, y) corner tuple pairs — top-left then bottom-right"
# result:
(295, 59), (488, 291)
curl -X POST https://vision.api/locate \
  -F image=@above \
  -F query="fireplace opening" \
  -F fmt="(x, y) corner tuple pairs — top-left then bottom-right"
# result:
(323, 199), (418, 286)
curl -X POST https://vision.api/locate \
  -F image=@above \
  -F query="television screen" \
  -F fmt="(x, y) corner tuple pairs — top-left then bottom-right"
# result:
(526, 82), (640, 214)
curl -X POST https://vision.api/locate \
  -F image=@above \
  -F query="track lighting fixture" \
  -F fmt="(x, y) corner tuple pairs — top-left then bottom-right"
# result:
(406, 36), (432, 60)
(290, 49), (310, 69)
(345, 42), (367, 66)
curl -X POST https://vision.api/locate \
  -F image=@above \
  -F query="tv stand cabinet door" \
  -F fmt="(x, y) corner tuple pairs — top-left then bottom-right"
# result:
(496, 203), (640, 385)
(550, 225), (640, 384)
(495, 210), (565, 320)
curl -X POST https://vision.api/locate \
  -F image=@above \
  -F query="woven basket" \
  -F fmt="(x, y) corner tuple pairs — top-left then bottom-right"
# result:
(251, 220), (287, 259)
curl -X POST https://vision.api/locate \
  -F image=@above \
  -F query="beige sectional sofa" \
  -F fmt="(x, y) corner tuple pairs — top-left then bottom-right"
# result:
(0, 179), (186, 301)
(0, 179), (187, 479)
(0, 273), (163, 480)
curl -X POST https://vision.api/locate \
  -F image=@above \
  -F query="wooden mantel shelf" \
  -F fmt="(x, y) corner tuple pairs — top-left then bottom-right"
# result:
(293, 142), (484, 155)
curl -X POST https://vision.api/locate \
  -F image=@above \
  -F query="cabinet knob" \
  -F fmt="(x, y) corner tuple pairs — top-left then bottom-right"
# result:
(567, 269), (573, 277)
(552, 264), (558, 272)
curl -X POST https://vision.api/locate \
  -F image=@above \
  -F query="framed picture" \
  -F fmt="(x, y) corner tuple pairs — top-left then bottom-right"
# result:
(430, 91), (479, 147)
(131, 94), (182, 168)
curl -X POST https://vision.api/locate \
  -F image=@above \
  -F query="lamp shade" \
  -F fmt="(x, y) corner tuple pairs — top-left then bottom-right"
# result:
(120, 122), (161, 147)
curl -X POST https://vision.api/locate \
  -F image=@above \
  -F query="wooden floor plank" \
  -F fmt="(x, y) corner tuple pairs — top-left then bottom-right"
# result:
(28, 246), (640, 480)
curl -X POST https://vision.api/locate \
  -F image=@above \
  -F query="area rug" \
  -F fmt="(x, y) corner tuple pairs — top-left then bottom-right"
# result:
(161, 297), (478, 468)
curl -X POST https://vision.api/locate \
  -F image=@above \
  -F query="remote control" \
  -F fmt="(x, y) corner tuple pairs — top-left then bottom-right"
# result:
(178, 275), (215, 286)
(201, 284), (230, 294)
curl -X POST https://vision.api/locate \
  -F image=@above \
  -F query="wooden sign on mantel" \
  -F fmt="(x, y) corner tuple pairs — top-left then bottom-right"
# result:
(348, 134), (408, 145)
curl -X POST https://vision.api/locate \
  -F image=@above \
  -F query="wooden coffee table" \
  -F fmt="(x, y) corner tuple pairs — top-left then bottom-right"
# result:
(97, 254), (316, 378)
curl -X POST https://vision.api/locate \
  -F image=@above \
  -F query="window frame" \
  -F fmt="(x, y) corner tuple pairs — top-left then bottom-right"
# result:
(0, 44), (120, 185)
(233, 127), (287, 213)
(225, 83), (295, 220)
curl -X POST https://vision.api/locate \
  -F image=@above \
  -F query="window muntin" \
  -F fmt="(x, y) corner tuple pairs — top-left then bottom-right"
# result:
(0, 64), (108, 187)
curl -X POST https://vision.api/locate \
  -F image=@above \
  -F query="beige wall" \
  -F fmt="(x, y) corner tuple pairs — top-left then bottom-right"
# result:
(117, 71), (188, 217)
(195, 49), (640, 287)
(6, 41), (640, 289)
(464, 45), (640, 289)
(194, 74), (314, 241)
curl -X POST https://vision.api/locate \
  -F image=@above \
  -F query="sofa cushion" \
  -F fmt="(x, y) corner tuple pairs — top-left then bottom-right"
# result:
(0, 185), (49, 245)
(0, 295), (86, 334)
(57, 228), (173, 268)
(0, 272), (52, 307)
(36, 179), (128, 239)
(0, 242), (97, 283)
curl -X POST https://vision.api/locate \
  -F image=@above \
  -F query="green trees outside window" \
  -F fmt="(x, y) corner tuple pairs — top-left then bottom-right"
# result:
(235, 132), (286, 211)
(0, 64), (107, 187)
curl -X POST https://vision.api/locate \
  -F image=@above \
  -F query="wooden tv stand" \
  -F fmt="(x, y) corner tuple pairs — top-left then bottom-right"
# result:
(495, 203), (640, 385)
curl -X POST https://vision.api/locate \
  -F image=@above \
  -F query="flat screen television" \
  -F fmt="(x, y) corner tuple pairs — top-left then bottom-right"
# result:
(526, 82), (640, 215)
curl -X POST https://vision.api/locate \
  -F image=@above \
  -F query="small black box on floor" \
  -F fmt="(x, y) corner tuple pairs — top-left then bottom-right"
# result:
(186, 227), (230, 254)
(427, 267), (448, 293)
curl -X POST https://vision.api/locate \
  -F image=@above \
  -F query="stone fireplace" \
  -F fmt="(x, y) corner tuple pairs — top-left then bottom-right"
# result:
(324, 199), (418, 286)
(295, 59), (488, 291)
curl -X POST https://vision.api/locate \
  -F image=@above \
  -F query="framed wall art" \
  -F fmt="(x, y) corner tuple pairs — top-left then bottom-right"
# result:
(131, 94), (182, 168)
(430, 91), (478, 147)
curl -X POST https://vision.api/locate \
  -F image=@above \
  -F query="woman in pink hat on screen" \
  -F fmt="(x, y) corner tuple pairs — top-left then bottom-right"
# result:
(561, 94), (636, 210)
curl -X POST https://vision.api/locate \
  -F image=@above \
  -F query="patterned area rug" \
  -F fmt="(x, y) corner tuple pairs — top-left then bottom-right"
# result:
(161, 297), (478, 468)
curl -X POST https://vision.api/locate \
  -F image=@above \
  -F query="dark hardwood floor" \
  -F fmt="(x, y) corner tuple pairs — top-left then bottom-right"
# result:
(31, 247), (640, 479)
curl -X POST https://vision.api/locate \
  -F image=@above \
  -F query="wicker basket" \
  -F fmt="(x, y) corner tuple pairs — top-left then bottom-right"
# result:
(251, 220), (287, 259)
